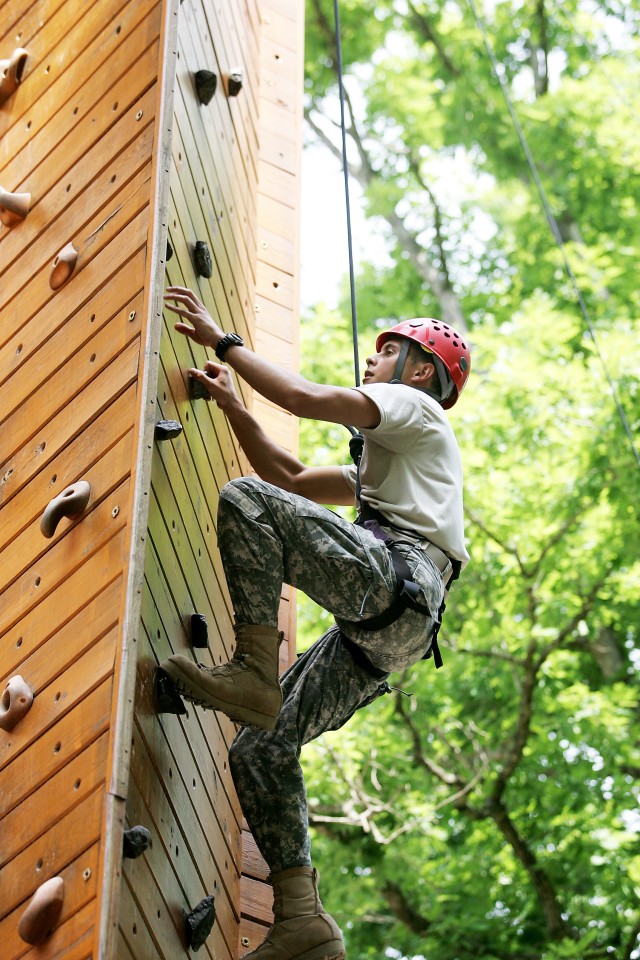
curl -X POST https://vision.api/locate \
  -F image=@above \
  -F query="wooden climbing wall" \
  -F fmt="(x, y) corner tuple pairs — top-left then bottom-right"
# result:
(0, 0), (303, 956)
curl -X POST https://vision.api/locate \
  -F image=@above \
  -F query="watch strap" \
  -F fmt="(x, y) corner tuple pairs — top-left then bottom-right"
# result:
(215, 332), (244, 362)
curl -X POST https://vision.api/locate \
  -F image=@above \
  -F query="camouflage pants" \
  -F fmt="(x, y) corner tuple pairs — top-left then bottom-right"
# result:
(218, 477), (444, 873)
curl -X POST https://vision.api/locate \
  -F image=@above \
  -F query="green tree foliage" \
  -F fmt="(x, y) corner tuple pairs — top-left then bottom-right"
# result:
(298, 2), (640, 958)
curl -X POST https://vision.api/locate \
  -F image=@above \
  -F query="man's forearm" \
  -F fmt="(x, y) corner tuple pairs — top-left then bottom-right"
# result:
(224, 398), (305, 490)
(224, 345), (324, 418)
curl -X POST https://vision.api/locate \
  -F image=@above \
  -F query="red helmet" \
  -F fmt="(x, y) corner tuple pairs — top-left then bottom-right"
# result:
(376, 318), (471, 409)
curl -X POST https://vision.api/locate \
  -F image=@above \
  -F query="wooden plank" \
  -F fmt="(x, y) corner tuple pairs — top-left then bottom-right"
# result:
(0, 379), (137, 547)
(0, 9), (161, 190)
(0, 0), (69, 51)
(260, 5), (301, 52)
(118, 875), (165, 960)
(1, 161), (151, 322)
(1, 430), (134, 589)
(0, 849), (98, 960)
(125, 739), (236, 960)
(0, 480), (129, 637)
(2, 113), (154, 281)
(258, 157), (298, 211)
(240, 916), (271, 956)
(256, 259), (295, 310)
(0, 202), (147, 363)
(0, 627), (117, 772)
(0, 0), (139, 138)
(0, 678), (112, 819)
(0, 786), (102, 919)
(1, 295), (142, 463)
(0, 575), (121, 696)
(0, 734), (109, 869)
(141, 541), (241, 808)
(0, 535), (124, 678)
(240, 875), (273, 925)
(0, 341), (139, 508)
(241, 831), (269, 882)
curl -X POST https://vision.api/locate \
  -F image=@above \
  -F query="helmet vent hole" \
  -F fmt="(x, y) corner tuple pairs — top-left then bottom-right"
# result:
(444, 332), (451, 337)
(453, 341), (459, 347)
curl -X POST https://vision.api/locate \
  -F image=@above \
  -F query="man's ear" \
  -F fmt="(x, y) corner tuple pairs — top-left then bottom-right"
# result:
(410, 360), (435, 386)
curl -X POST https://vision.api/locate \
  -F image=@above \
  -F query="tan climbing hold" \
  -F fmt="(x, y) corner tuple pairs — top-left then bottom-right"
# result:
(41, 480), (91, 538)
(49, 242), (78, 290)
(0, 48), (28, 106)
(0, 675), (34, 732)
(18, 877), (65, 945)
(0, 186), (31, 227)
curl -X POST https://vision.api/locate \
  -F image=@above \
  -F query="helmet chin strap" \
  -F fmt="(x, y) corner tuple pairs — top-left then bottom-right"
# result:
(389, 339), (453, 404)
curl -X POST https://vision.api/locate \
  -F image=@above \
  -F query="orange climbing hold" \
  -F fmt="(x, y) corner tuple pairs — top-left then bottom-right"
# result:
(49, 242), (78, 290)
(0, 48), (28, 106)
(0, 187), (31, 227)
(40, 480), (91, 537)
(0, 675), (34, 732)
(18, 877), (65, 945)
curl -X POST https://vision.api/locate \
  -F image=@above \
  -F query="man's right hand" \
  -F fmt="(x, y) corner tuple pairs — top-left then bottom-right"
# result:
(164, 286), (223, 350)
(188, 361), (239, 412)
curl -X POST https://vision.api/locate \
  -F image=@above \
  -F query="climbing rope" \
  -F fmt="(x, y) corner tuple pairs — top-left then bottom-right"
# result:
(332, 0), (361, 389)
(466, 0), (640, 471)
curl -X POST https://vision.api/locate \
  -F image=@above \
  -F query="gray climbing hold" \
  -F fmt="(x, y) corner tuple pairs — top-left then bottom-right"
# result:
(184, 895), (216, 951)
(194, 240), (213, 278)
(195, 70), (217, 105)
(155, 419), (183, 441)
(123, 825), (152, 859)
(189, 376), (209, 400)
(155, 668), (187, 715)
(190, 613), (208, 648)
(227, 70), (243, 97)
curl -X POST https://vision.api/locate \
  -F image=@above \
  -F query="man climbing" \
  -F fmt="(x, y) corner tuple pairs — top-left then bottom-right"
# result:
(159, 285), (470, 960)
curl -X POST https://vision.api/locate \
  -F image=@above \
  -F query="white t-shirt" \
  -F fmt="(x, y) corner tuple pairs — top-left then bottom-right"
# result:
(341, 382), (469, 565)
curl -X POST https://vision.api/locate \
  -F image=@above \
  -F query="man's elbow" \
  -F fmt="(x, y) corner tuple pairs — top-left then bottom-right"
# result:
(287, 382), (326, 420)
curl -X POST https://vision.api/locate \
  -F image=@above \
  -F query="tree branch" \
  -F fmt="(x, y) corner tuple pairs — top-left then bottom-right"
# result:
(406, 0), (461, 76)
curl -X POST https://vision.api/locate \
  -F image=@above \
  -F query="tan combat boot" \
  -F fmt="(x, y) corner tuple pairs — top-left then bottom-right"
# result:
(241, 866), (345, 960)
(159, 624), (283, 731)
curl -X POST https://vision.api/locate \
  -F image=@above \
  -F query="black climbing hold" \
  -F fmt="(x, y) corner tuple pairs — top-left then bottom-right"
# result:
(166, 239), (173, 262)
(227, 70), (243, 97)
(190, 613), (209, 648)
(194, 240), (213, 278)
(189, 376), (210, 400)
(155, 668), (187, 715)
(123, 826), (152, 860)
(195, 70), (217, 105)
(155, 419), (183, 441)
(184, 895), (216, 951)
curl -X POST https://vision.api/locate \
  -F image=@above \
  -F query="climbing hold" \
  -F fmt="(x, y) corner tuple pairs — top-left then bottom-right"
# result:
(166, 238), (173, 262)
(49, 242), (78, 290)
(184, 895), (216, 951)
(194, 240), (212, 278)
(18, 876), (64, 945)
(195, 70), (217, 105)
(0, 187), (31, 227)
(227, 70), (243, 97)
(123, 825), (152, 859)
(0, 48), (28, 106)
(190, 614), (208, 649)
(155, 419), (183, 441)
(0, 675), (34, 732)
(155, 668), (187, 715)
(40, 480), (91, 538)
(189, 376), (209, 400)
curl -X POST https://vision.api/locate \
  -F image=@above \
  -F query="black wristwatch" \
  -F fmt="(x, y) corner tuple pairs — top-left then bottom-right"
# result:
(215, 332), (244, 362)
